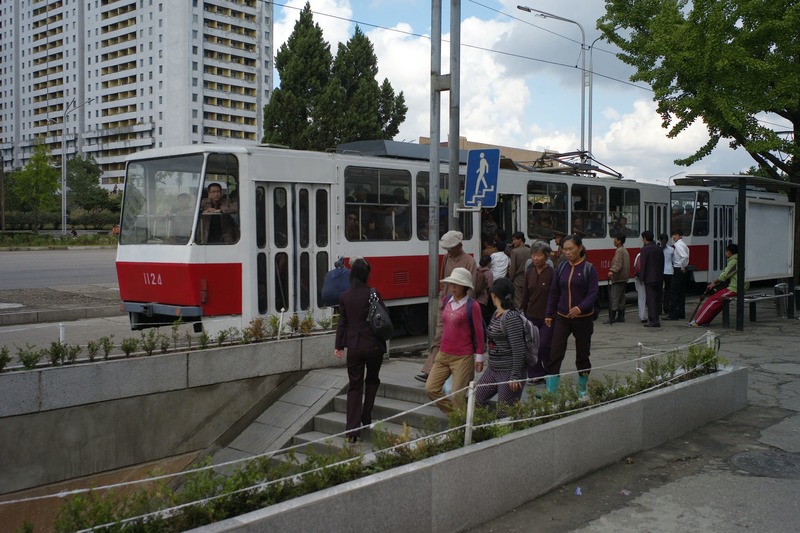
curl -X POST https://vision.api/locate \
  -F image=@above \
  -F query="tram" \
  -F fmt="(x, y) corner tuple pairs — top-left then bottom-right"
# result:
(671, 176), (795, 285)
(115, 141), (674, 336)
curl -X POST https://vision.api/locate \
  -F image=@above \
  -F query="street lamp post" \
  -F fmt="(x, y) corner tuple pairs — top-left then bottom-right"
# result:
(517, 5), (587, 161)
(59, 97), (94, 235)
(588, 35), (604, 162)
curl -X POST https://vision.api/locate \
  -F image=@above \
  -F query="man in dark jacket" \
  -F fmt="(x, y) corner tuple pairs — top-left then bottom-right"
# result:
(639, 230), (665, 328)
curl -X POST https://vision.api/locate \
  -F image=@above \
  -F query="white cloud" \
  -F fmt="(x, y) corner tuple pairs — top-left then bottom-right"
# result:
(273, 0), (354, 61)
(269, 1), (759, 180)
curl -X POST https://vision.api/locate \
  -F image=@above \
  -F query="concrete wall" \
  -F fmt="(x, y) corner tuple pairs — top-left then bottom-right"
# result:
(0, 334), (339, 494)
(195, 366), (748, 533)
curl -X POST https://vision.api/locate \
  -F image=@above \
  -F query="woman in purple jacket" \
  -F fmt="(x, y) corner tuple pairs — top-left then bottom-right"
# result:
(334, 258), (386, 443)
(544, 234), (599, 397)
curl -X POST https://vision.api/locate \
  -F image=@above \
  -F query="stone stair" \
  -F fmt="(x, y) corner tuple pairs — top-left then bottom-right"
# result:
(284, 377), (449, 459)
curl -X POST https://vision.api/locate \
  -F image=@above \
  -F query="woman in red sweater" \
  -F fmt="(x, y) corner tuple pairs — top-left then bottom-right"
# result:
(425, 267), (486, 414)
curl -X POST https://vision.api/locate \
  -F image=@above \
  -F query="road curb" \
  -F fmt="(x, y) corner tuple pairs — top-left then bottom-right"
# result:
(0, 305), (123, 327)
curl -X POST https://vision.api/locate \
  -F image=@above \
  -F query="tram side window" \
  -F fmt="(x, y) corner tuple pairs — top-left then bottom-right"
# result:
(527, 181), (567, 240)
(608, 187), (640, 238)
(344, 166), (412, 241)
(571, 184), (606, 238)
(416, 172), (473, 240)
(693, 191), (709, 236)
(197, 153), (240, 245)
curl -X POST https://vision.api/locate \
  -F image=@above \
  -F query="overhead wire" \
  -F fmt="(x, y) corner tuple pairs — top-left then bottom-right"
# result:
(267, 0), (791, 135)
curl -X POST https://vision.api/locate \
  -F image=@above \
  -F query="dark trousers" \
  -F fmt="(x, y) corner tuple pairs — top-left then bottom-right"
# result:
(662, 274), (673, 314)
(527, 316), (553, 378)
(608, 282), (626, 312)
(669, 269), (687, 319)
(546, 315), (593, 376)
(645, 282), (663, 325)
(346, 346), (383, 438)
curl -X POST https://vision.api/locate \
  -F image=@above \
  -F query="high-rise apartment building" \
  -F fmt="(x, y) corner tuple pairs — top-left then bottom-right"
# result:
(0, 0), (273, 187)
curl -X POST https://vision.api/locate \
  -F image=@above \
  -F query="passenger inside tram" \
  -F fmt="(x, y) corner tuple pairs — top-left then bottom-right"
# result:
(199, 182), (238, 243)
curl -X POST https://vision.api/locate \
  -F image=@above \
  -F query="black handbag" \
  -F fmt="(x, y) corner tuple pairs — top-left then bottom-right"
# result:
(367, 288), (394, 341)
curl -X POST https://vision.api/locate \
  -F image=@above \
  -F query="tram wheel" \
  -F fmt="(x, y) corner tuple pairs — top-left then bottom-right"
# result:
(403, 304), (428, 336)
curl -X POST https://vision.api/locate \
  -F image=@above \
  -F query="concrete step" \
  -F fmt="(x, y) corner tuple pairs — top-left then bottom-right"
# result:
(378, 381), (430, 404)
(313, 410), (426, 444)
(292, 430), (353, 456)
(332, 394), (448, 432)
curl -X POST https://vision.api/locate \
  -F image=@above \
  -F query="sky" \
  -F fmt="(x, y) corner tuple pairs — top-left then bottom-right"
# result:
(271, 0), (770, 185)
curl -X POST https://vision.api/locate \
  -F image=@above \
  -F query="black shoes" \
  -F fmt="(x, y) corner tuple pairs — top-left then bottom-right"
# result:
(414, 373), (428, 383)
(643, 323), (660, 327)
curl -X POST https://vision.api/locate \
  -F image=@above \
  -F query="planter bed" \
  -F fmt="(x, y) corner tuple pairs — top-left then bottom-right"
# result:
(196, 365), (747, 533)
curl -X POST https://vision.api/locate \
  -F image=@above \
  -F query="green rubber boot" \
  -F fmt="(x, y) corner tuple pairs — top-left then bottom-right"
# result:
(578, 374), (589, 397)
(545, 375), (560, 395)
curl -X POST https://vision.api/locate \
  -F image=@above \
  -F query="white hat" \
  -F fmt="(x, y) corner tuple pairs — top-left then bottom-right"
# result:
(439, 230), (463, 250)
(440, 267), (474, 290)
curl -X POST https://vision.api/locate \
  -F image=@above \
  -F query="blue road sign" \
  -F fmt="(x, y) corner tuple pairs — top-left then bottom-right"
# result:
(464, 148), (500, 208)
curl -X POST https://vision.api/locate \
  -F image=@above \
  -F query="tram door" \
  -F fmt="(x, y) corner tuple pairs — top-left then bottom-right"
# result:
(492, 194), (520, 240)
(256, 184), (331, 317)
(644, 202), (669, 240)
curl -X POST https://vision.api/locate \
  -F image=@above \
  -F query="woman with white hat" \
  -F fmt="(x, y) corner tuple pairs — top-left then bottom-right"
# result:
(425, 267), (486, 414)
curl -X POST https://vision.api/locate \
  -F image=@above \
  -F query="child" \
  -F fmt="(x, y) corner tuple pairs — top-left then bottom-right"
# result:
(486, 240), (509, 280)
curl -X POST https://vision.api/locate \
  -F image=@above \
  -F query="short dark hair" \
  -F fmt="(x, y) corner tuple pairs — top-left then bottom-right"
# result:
(495, 240), (507, 252)
(671, 228), (683, 237)
(727, 243), (738, 254)
(615, 234), (627, 244)
(512, 231), (525, 241)
(642, 230), (654, 242)
(479, 255), (491, 267)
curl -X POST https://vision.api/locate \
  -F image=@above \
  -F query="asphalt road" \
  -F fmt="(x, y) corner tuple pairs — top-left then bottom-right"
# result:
(0, 248), (118, 290)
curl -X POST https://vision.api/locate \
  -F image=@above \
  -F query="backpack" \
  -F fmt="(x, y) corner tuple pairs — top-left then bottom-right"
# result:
(556, 260), (600, 320)
(500, 310), (539, 368)
(320, 257), (349, 306)
(443, 294), (486, 353)
(367, 288), (394, 341)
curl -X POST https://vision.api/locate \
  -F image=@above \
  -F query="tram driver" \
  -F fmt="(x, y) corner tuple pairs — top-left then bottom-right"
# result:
(199, 182), (238, 243)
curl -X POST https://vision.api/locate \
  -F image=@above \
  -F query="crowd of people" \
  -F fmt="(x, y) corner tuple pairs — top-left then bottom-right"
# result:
(333, 212), (721, 432)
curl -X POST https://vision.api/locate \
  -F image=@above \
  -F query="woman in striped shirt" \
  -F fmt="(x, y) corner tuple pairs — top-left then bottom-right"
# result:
(475, 277), (527, 410)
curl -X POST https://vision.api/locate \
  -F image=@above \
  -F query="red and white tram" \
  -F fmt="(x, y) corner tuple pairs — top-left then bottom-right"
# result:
(671, 176), (795, 285)
(116, 141), (674, 336)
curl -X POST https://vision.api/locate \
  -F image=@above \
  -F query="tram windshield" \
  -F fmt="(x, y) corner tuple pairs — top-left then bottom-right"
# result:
(120, 153), (240, 245)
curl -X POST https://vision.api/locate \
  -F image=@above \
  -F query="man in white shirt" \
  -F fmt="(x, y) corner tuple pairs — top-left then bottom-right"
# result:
(666, 229), (690, 320)
(659, 234), (674, 315)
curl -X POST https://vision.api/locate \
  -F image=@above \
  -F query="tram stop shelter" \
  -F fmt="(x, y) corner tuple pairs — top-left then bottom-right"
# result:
(676, 175), (800, 331)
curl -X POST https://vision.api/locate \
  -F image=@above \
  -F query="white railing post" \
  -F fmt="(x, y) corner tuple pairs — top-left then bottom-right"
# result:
(59, 323), (65, 344)
(464, 380), (476, 446)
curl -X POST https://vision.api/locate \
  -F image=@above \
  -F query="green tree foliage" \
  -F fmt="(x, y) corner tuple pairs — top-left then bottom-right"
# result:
(598, 0), (800, 182)
(263, 3), (332, 149)
(67, 155), (112, 212)
(263, 4), (407, 151)
(12, 142), (59, 230)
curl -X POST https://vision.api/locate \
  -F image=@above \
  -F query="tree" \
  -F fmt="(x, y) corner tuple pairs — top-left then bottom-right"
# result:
(13, 142), (59, 231)
(263, 5), (407, 151)
(598, 0), (800, 277)
(263, 2), (332, 149)
(315, 27), (408, 146)
(67, 155), (111, 212)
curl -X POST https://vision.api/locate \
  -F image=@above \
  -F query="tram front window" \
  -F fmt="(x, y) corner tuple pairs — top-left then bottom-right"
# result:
(120, 153), (240, 245)
(120, 154), (204, 245)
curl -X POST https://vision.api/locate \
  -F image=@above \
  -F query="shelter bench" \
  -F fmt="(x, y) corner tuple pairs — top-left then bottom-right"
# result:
(721, 292), (796, 328)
